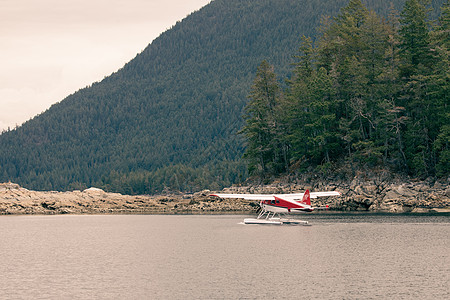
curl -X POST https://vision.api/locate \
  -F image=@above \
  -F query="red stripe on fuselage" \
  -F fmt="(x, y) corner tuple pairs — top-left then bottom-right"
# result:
(268, 196), (313, 212)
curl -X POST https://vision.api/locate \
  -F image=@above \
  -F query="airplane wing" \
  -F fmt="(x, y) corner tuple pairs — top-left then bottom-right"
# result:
(210, 191), (340, 200)
(210, 193), (276, 200)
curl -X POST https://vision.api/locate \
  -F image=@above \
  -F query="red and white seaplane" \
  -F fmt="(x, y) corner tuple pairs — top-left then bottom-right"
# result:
(210, 189), (340, 225)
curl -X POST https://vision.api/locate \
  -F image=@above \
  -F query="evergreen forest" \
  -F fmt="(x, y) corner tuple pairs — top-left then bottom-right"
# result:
(242, 0), (449, 181)
(0, 0), (447, 194)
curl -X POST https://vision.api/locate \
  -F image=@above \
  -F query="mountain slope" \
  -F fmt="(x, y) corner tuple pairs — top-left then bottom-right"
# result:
(0, 0), (444, 193)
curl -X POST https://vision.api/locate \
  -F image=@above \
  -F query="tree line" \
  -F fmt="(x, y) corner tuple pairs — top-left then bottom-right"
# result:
(241, 0), (449, 180)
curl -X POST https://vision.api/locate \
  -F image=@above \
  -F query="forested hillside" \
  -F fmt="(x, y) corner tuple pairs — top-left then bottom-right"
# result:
(0, 0), (446, 193)
(242, 0), (449, 180)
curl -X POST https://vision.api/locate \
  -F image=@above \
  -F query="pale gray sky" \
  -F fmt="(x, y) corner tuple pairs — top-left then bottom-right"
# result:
(0, 0), (211, 131)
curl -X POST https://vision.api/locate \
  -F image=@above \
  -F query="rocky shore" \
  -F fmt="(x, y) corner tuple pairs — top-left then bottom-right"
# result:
(220, 176), (450, 213)
(0, 182), (255, 215)
(1, 176), (449, 215)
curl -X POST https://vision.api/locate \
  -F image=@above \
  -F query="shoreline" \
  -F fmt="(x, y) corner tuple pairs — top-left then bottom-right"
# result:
(1, 181), (449, 216)
(2, 209), (449, 217)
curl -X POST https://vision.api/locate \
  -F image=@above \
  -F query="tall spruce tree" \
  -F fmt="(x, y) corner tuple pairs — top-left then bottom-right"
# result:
(399, 0), (434, 78)
(286, 36), (316, 164)
(399, 0), (440, 176)
(287, 35), (342, 167)
(316, 0), (380, 163)
(240, 60), (286, 178)
(376, 5), (410, 169)
(431, 0), (450, 176)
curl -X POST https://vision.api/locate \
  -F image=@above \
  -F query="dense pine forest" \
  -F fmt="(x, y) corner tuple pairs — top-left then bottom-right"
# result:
(0, 0), (447, 194)
(242, 0), (449, 181)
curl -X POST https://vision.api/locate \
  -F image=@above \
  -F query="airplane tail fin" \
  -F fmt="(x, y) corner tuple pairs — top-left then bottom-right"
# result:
(301, 190), (311, 206)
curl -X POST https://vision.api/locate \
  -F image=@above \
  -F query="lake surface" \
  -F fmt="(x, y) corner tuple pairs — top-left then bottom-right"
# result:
(0, 213), (449, 299)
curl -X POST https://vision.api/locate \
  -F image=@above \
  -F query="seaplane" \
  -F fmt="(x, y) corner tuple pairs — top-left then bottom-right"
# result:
(210, 189), (340, 225)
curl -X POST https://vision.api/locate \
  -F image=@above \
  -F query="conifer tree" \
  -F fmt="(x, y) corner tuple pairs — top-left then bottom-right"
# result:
(316, 0), (374, 162)
(399, 0), (434, 78)
(302, 67), (340, 165)
(399, 0), (438, 176)
(241, 60), (284, 178)
(287, 35), (342, 168)
(377, 5), (410, 169)
(286, 36), (315, 163)
(431, 0), (450, 176)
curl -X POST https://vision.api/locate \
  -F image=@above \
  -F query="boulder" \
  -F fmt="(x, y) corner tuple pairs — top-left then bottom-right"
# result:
(395, 185), (417, 197)
(383, 190), (400, 201)
(83, 187), (105, 194)
(0, 182), (21, 190)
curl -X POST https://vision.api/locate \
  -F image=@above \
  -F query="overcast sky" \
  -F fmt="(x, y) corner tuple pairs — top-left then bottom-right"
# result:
(0, 0), (211, 131)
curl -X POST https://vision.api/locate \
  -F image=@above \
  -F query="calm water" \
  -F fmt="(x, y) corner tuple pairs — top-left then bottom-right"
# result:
(0, 213), (449, 299)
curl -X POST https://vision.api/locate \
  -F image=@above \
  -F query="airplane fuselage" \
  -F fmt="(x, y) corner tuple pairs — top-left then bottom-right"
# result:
(260, 197), (314, 213)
